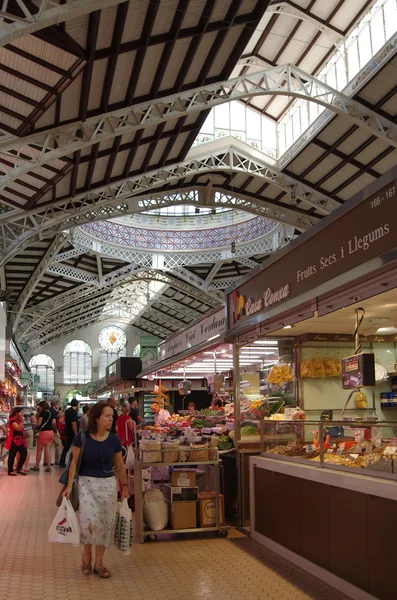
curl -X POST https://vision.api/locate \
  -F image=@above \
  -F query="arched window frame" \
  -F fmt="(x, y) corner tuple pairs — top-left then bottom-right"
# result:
(29, 353), (55, 392)
(63, 340), (92, 384)
(98, 326), (127, 379)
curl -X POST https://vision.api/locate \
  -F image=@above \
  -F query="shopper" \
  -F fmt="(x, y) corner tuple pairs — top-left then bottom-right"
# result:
(59, 398), (79, 468)
(117, 403), (135, 447)
(6, 407), (28, 476)
(58, 409), (66, 445)
(128, 395), (142, 425)
(79, 405), (90, 432)
(107, 396), (118, 434)
(211, 398), (223, 410)
(63, 402), (129, 578)
(32, 400), (56, 472)
(15, 395), (36, 472)
(49, 400), (62, 466)
(152, 403), (171, 426)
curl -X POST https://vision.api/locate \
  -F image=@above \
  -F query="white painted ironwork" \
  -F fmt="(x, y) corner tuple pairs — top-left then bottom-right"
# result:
(208, 276), (240, 290)
(18, 268), (220, 342)
(267, 3), (346, 47)
(236, 257), (259, 269)
(52, 245), (88, 264)
(47, 264), (99, 283)
(205, 261), (224, 288)
(12, 234), (64, 331)
(1, 64), (396, 192)
(73, 222), (285, 265)
(0, 141), (328, 263)
(0, 0), (128, 48)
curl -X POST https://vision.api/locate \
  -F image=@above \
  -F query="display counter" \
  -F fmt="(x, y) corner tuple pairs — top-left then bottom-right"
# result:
(250, 419), (397, 600)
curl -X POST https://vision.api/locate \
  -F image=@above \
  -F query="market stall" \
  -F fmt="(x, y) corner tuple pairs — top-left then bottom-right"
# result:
(224, 164), (397, 599)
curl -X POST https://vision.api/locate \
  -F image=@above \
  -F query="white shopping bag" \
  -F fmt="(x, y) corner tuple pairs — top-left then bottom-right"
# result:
(48, 498), (81, 546)
(114, 498), (133, 555)
(125, 444), (135, 471)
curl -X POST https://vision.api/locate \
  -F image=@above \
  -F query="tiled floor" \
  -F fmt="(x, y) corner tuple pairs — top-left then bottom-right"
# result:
(0, 462), (349, 600)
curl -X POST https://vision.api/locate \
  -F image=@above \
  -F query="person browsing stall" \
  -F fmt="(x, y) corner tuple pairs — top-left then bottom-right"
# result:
(117, 403), (135, 447)
(128, 395), (142, 426)
(6, 407), (28, 476)
(107, 396), (118, 434)
(59, 398), (79, 467)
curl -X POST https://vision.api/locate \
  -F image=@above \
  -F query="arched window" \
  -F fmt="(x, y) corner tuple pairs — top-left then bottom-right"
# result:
(133, 344), (140, 357)
(63, 340), (92, 384)
(98, 326), (127, 379)
(29, 354), (55, 392)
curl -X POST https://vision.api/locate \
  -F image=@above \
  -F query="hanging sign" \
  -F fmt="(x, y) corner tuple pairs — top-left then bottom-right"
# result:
(227, 175), (397, 331)
(158, 308), (226, 362)
(141, 336), (159, 370)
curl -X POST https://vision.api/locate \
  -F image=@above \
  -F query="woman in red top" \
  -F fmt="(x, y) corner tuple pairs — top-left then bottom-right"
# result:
(117, 403), (135, 447)
(57, 409), (66, 442)
(6, 407), (28, 476)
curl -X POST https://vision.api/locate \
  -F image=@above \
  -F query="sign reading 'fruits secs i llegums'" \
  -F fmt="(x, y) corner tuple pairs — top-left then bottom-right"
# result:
(227, 174), (397, 330)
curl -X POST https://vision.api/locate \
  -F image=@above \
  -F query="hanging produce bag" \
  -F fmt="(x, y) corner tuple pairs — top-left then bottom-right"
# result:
(114, 498), (133, 555)
(125, 444), (135, 471)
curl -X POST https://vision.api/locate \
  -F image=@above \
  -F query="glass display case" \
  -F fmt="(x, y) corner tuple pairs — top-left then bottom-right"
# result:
(261, 419), (397, 479)
(143, 393), (157, 425)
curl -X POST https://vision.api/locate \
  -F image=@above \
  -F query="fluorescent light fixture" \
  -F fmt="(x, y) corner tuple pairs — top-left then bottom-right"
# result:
(283, 325), (292, 329)
(376, 327), (397, 334)
(208, 334), (220, 341)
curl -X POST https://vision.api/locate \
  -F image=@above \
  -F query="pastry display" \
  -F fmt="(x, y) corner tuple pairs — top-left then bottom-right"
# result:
(300, 357), (343, 379)
(268, 363), (294, 386)
(354, 390), (368, 409)
(300, 360), (314, 378)
(324, 357), (337, 378)
(311, 357), (326, 378)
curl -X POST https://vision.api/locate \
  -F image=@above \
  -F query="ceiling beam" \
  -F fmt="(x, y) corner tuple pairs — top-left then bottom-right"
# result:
(0, 0), (128, 48)
(47, 264), (99, 284)
(12, 235), (65, 331)
(3, 63), (397, 192)
(0, 140), (333, 261)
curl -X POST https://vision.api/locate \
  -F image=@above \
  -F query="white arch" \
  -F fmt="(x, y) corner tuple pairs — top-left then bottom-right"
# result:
(29, 353), (55, 369)
(64, 340), (92, 356)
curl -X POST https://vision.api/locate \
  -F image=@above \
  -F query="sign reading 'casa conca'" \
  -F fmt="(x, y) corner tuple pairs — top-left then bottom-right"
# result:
(227, 172), (397, 331)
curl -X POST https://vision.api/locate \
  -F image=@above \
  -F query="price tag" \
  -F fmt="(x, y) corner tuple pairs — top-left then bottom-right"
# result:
(305, 444), (316, 454)
(337, 443), (345, 454)
(326, 449), (334, 454)
(383, 446), (397, 456)
(349, 453), (360, 460)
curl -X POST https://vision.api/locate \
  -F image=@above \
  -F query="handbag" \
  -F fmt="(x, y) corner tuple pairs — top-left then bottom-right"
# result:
(34, 410), (52, 439)
(56, 432), (86, 511)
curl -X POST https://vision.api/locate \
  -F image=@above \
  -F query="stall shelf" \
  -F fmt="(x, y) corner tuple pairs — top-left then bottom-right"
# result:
(134, 448), (229, 543)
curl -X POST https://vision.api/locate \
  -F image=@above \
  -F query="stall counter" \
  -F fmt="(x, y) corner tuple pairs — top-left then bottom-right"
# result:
(250, 454), (397, 600)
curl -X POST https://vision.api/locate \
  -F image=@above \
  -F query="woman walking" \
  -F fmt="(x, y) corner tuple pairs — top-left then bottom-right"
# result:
(6, 407), (28, 476)
(63, 402), (129, 578)
(32, 400), (56, 472)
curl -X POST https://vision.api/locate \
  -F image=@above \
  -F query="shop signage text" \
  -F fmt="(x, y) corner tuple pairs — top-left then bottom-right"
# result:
(158, 309), (226, 362)
(227, 177), (397, 329)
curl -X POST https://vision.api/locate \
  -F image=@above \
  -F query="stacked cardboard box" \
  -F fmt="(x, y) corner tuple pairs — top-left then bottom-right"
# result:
(166, 470), (197, 529)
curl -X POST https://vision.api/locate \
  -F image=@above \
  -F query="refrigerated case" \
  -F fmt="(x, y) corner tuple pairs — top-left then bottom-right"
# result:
(143, 393), (157, 424)
(251, 419), (397, 600)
